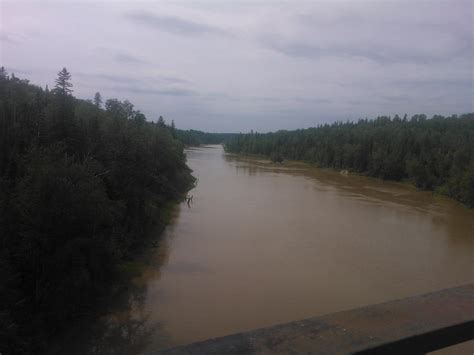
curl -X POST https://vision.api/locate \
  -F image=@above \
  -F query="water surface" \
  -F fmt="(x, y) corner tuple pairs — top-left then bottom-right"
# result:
(74, 145), (474, 353)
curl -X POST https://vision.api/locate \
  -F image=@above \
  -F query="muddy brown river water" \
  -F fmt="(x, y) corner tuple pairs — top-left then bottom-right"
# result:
(68, 145), (474, 354)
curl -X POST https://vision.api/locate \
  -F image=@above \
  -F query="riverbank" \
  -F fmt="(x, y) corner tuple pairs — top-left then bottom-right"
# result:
(223, 115), (474, 208)
(224, 152), (472, 209)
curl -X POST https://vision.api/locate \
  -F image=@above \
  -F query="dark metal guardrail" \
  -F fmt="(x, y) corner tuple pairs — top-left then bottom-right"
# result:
(154, 284), (474, 354)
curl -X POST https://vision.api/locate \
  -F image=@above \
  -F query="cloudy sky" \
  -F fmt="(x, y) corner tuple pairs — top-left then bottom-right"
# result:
(1, 0), (472, 132)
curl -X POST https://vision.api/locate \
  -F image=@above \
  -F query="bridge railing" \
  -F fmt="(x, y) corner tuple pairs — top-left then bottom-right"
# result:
(153, 284), (474, 354)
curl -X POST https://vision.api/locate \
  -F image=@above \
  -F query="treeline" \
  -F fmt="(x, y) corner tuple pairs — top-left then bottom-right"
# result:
(176, 129), (237, 146)
(0, 68), (195, 353)
(225, 114), (474, 207)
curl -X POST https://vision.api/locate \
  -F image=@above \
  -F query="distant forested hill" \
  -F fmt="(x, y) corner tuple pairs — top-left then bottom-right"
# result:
(0, 68), (195, 353)
(176, 129), (237, 145)
(225, 114), (474, 207)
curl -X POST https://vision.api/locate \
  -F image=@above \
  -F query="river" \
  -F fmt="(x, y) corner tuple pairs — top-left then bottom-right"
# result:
(67, 145), (474, 354)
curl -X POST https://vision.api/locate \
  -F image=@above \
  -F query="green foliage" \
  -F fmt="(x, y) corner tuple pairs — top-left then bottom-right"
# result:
(0, 68), (195, 353)
(93, 92), (102, 108)
(224, 115), (474, 207)
(175, 129), (237, 146)
(54, 67), (73, 96)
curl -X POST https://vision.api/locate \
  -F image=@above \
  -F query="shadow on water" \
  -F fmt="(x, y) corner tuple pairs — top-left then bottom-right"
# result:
(51, 208), (184, 355)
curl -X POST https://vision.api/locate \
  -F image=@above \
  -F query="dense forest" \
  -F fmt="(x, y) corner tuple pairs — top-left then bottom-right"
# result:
(0, 68), (195, 353)
(176, 129), (237, 146)
(225, 114), (474, 207)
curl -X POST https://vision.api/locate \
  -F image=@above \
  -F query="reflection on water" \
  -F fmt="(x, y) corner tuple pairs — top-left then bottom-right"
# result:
(70, 145), (474, 354)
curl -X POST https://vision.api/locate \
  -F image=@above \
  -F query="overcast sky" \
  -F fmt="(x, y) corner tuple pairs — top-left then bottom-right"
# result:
(1, 0), (473, 132)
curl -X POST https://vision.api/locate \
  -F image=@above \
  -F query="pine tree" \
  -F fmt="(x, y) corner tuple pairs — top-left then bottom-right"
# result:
(93, 92), (102, 108)
(171, 120), (176, 137)
(54, 67), (73, 95)
(157, 115), (166, 127)
(0, 66), (7, 80)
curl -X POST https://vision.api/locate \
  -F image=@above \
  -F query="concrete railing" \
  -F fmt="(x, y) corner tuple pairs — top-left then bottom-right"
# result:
(154, 284), (474, 354)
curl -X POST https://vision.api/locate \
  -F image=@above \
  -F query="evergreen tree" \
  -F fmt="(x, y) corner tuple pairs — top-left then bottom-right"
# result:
(171, 120), (176, 138)
(157, 115), (166, 127)
(0, 66), (7, 80)
(54, 67), (73, 95)
(93, 91), (102, 108)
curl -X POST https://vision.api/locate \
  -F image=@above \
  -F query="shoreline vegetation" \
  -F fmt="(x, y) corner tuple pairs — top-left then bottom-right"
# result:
(224, 151), (459, 205)
(224, 114), (474, 208)
(175, 129), (237, 147)
(0, 68), (195, 353)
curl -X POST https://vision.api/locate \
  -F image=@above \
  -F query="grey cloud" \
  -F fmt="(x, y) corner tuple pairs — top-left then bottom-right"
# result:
(347, 100), (375, 106)
(296, 12), (467, 35)
(260, 35), (456, 64)
(0, 33), (18, 44)
(77, 80), (196, 97)
(261, 4), (472, 66)
(76, 72), (140, 84)
(379, 94), (416, 103)
(160, 76), (190, 84)
(346, 94), (456, 107)
(76, 72), (189, 85)
(292, 97), (331, 104)
(201, 92), (232, 101)
(114, 52), (148, 65)
(94, 47), (150, 65)
(208, 94), (331, 104)
(261, 36), (373, 63)
(249, 96), (330, 104)
(125, 12), (229, 37)
(113, 86), (196, 97)
(389, 78), (473, 89)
